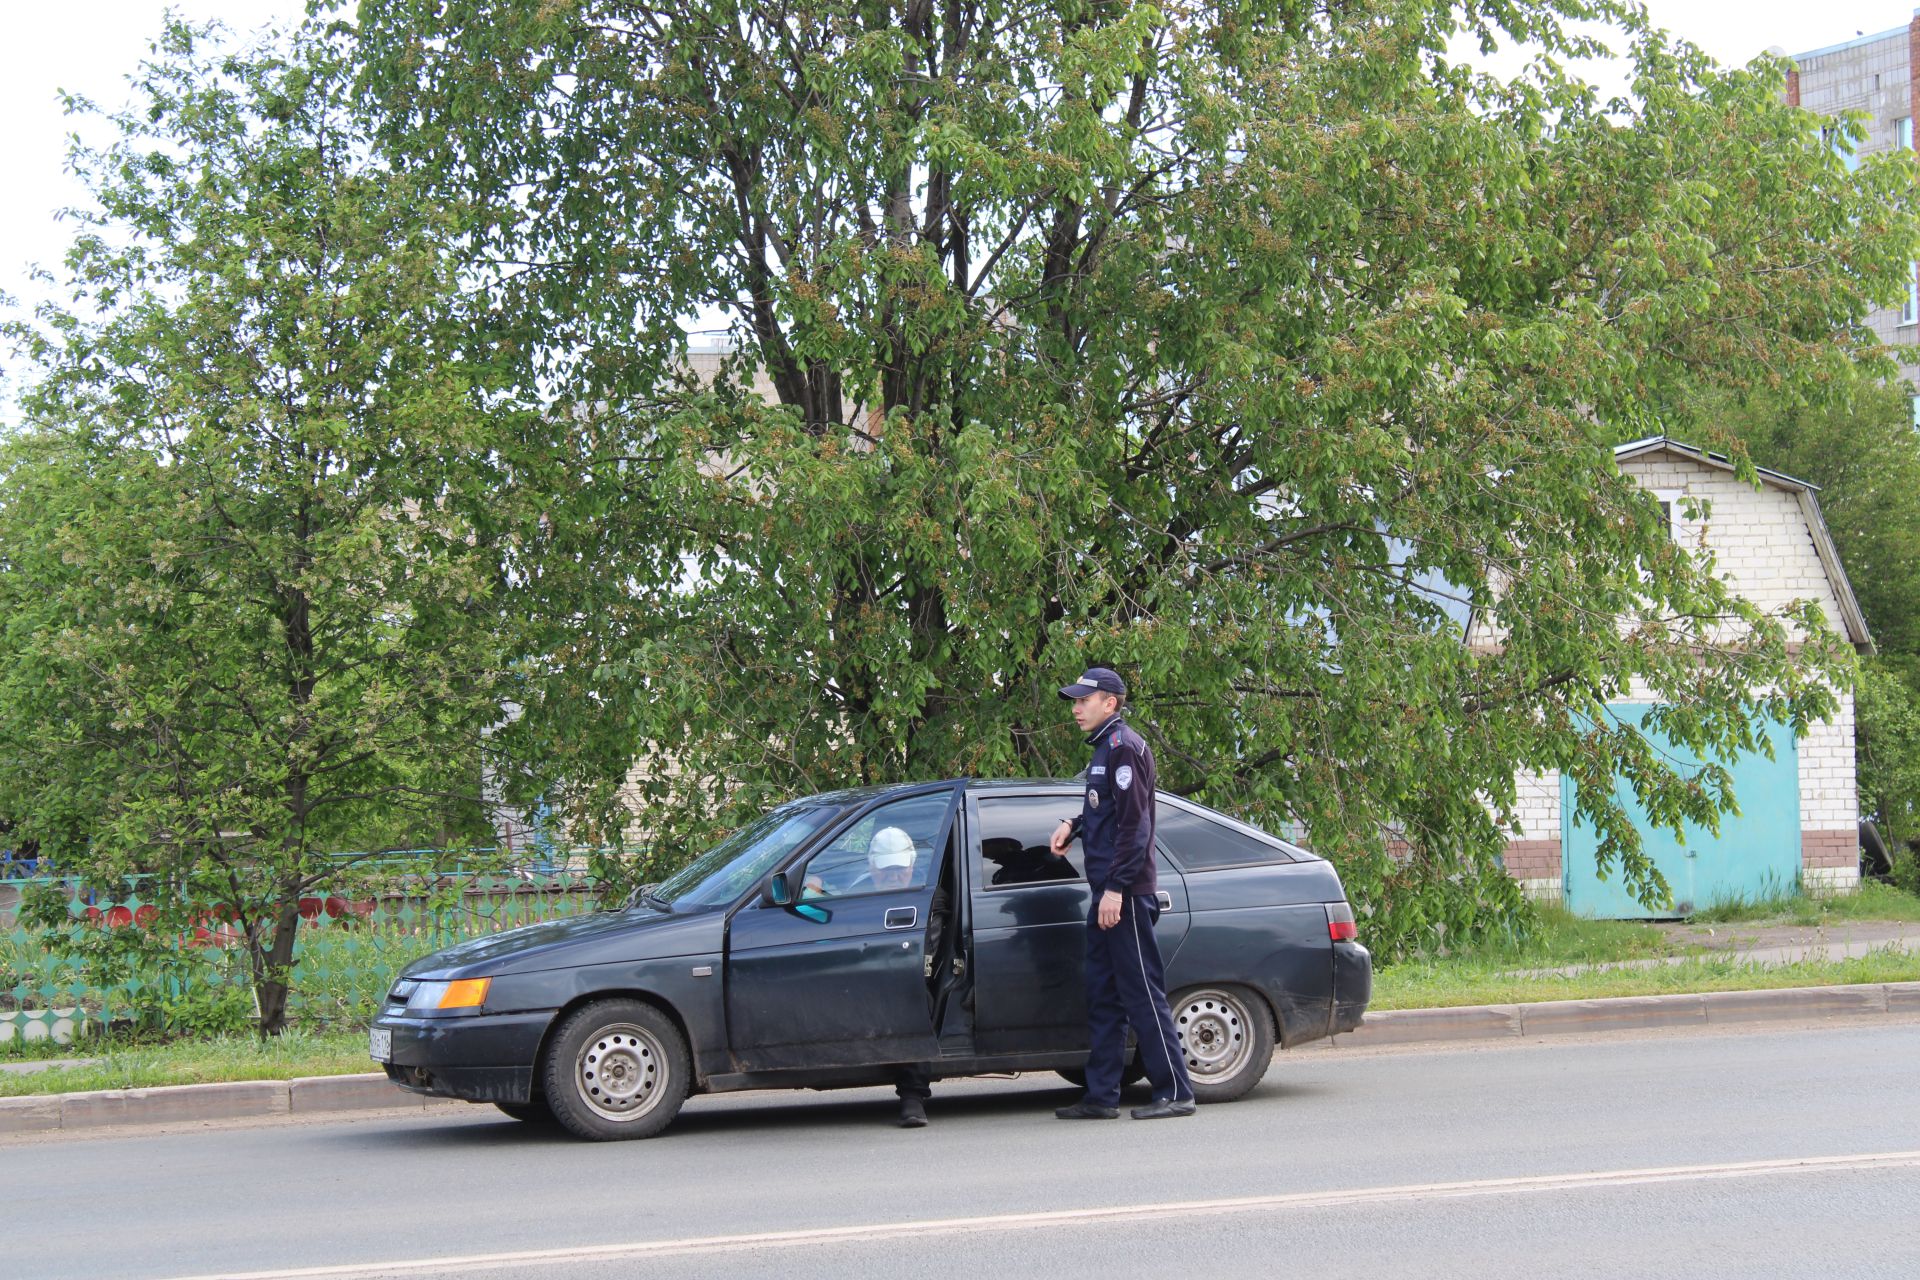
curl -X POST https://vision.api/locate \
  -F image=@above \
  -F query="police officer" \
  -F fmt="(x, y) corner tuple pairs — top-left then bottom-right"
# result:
(1049, 667), (1196, 1120)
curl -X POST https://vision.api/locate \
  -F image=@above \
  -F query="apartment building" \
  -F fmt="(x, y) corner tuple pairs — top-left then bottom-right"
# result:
(1784, 15), (1920, 407)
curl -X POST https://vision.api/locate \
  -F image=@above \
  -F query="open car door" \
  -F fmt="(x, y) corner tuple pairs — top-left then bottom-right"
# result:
(725, 787), (960, 1071)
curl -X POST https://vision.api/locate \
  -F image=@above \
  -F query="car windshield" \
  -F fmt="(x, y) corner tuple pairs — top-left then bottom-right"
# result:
(650, 803), (841, 909)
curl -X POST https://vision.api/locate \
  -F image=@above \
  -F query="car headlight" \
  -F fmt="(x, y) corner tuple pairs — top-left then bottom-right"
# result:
(404, 978), (491, 1012)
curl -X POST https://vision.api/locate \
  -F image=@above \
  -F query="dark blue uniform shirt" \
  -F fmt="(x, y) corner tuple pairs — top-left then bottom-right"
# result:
(1069, 714), (1157, 898)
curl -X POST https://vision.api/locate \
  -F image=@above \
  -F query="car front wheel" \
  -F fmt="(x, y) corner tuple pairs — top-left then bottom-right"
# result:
(1171, 985), (1274, 1103)
(542, 999), (691, 1140)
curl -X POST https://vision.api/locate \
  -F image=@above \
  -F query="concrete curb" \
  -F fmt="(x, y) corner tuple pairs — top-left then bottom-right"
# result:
(0, 1073), (446, 1137)
(5, 981), (1918, 1137)
(1336, 980), (1920, 1048)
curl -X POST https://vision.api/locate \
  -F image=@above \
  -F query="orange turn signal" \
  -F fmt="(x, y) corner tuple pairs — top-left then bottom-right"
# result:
(437, 978), (491, 1009)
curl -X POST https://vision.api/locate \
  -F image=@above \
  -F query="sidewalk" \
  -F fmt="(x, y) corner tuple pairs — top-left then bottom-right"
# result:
(5, 980), (1918, 1138)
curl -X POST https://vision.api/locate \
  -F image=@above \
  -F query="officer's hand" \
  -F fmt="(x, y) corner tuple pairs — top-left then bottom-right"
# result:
(1050, 821), (1074, 855)
(1097, 890), (1123, 930)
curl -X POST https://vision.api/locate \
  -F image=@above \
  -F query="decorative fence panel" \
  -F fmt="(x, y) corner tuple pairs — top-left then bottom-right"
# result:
(0, 856), (613, 1039)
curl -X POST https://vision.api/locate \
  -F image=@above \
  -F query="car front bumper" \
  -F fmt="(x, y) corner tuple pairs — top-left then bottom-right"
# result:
(374, 1009), (556, 1105)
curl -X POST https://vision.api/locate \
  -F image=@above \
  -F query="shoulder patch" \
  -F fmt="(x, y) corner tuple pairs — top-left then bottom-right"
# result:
(1116, 765), (1134, 791)
(1110, 732), (1121, 747)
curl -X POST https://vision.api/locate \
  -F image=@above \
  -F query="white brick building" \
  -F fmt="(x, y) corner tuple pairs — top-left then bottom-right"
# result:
(1495, 438), (1871, 911)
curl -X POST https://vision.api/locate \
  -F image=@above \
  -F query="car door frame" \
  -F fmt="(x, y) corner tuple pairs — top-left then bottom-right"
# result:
(963, 784), (1192, 1058)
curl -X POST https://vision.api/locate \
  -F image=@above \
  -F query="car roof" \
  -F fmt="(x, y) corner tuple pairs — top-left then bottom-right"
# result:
(792, 778), (1079, 806)
(789, 778), (1319, 862)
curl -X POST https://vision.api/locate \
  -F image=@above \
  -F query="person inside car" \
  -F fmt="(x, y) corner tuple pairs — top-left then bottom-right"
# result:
(802, 825), (917, 898)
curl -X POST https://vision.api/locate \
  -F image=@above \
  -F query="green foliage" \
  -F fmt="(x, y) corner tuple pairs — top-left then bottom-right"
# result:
(347, 0), (1916, 944)
(1675, 375), (1920, 857)
(160, 984), (259, 1038)
(0, 22), (561, 1032)
(1858, 660), (1920, 853)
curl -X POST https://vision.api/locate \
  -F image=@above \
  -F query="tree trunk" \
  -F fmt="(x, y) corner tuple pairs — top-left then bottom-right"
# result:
(253, 896), (303, 1037)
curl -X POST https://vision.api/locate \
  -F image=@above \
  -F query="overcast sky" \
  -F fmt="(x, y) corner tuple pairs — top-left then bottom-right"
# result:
(3, 1), (1916, 331)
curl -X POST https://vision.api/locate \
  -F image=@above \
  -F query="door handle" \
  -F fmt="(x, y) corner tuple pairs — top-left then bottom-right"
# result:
(885, 906), (918, 930)
(1156, 891), (1173, 911)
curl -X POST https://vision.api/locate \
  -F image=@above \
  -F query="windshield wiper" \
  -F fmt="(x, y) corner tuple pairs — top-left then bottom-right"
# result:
(641, 887), (672, 912)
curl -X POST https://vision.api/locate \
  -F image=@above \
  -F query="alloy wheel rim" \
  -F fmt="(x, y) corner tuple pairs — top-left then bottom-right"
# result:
(575, 1023), (666, 1122)
(1175, 989), (1251, 1079)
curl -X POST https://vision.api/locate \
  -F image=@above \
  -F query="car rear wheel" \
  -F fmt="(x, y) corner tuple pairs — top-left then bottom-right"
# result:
(542, 999), (690, 1141)
(1172, 985), (1274, 1103)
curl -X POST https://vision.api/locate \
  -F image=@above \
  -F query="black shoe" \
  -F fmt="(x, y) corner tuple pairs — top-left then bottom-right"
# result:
(898, 1097), (928, 1128)
(1130, 1097), (1197, 1120)
(1054, 1100), (1120, 1120)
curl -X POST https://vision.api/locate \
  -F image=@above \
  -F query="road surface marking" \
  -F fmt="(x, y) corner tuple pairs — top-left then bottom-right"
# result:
(172, 1149), (1920, 1279)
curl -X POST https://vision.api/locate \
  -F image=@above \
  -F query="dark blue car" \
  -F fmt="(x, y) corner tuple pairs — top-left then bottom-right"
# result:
(370, 779), (1373, 1139)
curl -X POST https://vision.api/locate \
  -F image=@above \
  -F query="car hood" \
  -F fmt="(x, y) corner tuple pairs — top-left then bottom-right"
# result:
(401, 907), (721, 978)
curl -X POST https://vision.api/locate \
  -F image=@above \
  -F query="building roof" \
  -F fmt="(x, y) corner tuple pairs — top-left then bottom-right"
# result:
(1612, 436), (1873, 651)
(1790, 23), (1910, 63)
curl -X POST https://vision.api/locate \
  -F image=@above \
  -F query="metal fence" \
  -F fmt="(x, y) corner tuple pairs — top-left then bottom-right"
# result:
(0, 857), (611, 1042)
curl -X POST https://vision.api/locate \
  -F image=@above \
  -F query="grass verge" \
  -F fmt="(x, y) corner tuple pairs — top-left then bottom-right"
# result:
(1374, 947), (1920, 1010)
(0, 1028), (371, 1098)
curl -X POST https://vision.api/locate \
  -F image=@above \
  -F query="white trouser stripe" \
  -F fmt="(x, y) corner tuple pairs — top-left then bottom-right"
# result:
(1127, 895), (1190, 1101)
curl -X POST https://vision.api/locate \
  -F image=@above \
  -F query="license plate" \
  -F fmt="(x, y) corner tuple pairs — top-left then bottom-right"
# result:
(368, 1027), (392, 1062)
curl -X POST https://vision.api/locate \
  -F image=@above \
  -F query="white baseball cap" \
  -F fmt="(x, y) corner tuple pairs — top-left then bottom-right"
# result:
(868, 827), (915, 868)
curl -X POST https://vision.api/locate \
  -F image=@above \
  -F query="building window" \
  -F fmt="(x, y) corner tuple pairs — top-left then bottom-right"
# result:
(1653, 489), (1684, 542)
(1911, 394), (1919, 429)
(1900, 117), (1915, 151)
(1904, 262), (1919, 326)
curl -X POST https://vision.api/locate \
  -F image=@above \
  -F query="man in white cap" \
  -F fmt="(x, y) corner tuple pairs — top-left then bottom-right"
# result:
(803, 825), (917, 897)
(866, 826), (917, 892)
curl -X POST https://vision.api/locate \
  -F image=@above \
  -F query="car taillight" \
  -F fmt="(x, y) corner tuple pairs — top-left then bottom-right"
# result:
(1327, 902), (1358, 942)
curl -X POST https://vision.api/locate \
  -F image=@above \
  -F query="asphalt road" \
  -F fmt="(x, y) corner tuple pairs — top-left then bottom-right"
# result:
(13, 1021), (1920, 1280)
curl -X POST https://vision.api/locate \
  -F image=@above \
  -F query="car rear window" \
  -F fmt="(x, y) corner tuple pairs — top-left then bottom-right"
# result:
(1155, 803), (1295, 870)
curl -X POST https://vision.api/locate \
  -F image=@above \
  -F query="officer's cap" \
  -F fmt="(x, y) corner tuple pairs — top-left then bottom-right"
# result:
(1058, 667), (1128, 699)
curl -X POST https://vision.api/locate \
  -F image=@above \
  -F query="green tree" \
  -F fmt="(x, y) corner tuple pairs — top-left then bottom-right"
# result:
(349, 0), (1912, 951)
(0, 22), (545, 1032)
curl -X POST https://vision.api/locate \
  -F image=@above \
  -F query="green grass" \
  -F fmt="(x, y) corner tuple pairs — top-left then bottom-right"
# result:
(1372, 882), (1920, 1010)
(1373, 947), (1920, 1010)
(1688, 879), (1920, 925)
(0, 1028), (372, 1098)
(1398, 905), (1690, 971)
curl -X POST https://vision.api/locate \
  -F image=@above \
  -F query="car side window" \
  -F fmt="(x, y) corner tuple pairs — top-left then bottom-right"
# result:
(798, 792), (951, 900)
(974, 796), (1084, 888)
(1155, 802), (1294, 870)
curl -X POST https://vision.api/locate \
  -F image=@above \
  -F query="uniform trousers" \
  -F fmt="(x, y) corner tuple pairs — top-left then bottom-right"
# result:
(1082, 893), (1194, 1108)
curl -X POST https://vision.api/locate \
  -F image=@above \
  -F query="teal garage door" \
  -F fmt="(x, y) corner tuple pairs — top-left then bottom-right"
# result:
(1562, 704), (1800, 918)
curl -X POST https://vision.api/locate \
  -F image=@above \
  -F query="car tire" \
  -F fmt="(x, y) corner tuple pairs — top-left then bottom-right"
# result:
(492, 1100), (553, 1124)
(541, 999), (691, 1141)
(1171, 984), (1274, 1104)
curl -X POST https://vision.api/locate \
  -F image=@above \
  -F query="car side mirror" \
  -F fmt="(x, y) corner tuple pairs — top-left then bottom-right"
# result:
(769, 872), (793, 905)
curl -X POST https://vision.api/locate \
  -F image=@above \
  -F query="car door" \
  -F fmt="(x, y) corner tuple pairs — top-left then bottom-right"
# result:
(968, 790), (1189, 1057)
(725, 788), (959, 1071)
